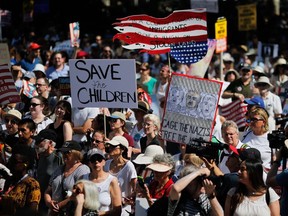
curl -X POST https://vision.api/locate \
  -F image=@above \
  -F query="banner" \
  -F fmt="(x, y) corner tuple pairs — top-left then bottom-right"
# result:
(69, 59), (137, 108)
(0, 64), (21, 105)
(161, 73), (222, 144)
(113, 9), (208, 64)
(220, 99), (248, 128)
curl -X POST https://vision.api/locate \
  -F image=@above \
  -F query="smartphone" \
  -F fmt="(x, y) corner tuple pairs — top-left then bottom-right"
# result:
(137, 176), (145, 188)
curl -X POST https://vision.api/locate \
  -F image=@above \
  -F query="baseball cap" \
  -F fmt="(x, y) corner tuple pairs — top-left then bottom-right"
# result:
(60, 140), (82, 152)
(131, 101), (153, 114)
(32, 64), (45, 74)
(109, 111), (126, 122)
(35, 129), (57, 144)
(238, 148), (263, 163)
(244, 96), (265, 108)
(28, 42), (41, 50)
(105, 135), (129, 149)
(76, 51), (89, 59)
(240, 63), (252, 71)
(4, 109), (22, 120)
(87, 148), (105, 159)
(133, 145), (164, 165)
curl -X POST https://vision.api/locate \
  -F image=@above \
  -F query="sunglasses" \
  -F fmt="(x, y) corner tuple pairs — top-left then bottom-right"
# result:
(105, 144), (120, 152)
(138, 92), (145, 96)
(5, 118), (19, 125)
(30, 103), (41, 108)
(246, 117), (263, 123)
(73, 186), (83, 194)
(89, 155), (104, 163)
(110, 118), (118, 123)
(91, 139), (103, 144)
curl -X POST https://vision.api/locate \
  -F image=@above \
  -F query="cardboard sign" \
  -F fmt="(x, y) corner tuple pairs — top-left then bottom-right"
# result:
(69, 59), (137, 108)
(161, 73), (222, 144)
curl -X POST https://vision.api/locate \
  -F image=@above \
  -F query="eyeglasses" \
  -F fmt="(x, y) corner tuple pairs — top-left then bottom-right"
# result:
(30, 103), (41, 108)
(110, 118), (118, 123)
(138, 92), (145, 96)
(89, 155), (104, 163)
(246, 117), (263, 123)
(4, 118), (19, 125)
(140, 68), (148, 71)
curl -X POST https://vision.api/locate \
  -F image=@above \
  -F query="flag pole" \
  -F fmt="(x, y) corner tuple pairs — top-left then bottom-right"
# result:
(0, 12), (2, 41)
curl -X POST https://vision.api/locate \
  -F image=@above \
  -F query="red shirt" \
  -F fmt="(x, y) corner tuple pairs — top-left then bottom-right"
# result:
(148, 178), (174, 199)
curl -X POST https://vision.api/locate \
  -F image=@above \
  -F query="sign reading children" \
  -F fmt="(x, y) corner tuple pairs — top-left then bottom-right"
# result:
(69, 59), (137, 108)
(161, 74), (222, 144)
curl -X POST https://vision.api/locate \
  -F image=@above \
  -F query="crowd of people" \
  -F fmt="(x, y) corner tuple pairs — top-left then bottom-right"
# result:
(0, 30), (288, 216)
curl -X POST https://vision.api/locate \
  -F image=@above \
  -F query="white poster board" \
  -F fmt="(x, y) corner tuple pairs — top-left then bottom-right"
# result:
(69, 59), (137, 108)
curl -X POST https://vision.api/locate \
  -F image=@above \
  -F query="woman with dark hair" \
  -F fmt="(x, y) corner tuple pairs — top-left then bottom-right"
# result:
(104, 136), (137, 216)
(47, 100), (73, 149)
(0, 145), (41, 215)
(225, 159), (279, 216)
(24, 95), (53, 134)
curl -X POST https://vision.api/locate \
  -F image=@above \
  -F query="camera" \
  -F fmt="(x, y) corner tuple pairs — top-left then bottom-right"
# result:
(268, 128), (286, 149)
(186, 137), (227, 161)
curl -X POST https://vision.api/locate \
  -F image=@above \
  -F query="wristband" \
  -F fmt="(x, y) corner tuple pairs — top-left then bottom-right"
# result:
(208, 192), (216, 200)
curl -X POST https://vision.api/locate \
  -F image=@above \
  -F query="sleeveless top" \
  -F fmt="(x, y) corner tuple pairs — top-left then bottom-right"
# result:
(82, 173), (114, 211)
(47, 121), (66, 149)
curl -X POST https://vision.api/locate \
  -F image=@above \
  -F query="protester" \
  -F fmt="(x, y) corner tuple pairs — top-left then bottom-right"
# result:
(34, 129), (64, 215)
(47, 100), (73, 149)
(81, 148), (122, 215)
(139, 113), (161, 153)
(23, 95), (53, 134)
(44, 140), (90, 215)
(104, 136), (137, 216)
(241, 107), (271, 169)
(0, 145), (41, 215)
(46, 51), (69, 81)
(71, 179), (100, 216)
(168, 165), (223, 216)
(225, 159), (280, 215)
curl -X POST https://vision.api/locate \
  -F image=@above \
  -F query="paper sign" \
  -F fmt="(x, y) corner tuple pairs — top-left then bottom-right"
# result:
(69, 59), (137, 108)
(69, 22), (80, 47)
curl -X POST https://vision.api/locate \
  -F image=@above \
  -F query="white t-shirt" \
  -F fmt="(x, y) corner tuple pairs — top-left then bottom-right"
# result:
(241, 131), (271, 169)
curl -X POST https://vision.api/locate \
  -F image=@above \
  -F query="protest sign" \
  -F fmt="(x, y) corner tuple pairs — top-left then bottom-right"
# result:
(0, 64), (21, 105)
(69, 59), (137, 108)
(161, 74), (222, 144)
(0, 43), (10, 67)
(53, 40), (76, 58)
(113, 9), (208, 64)
(69, 22), (80, 47)
(59, 76), (71, 95)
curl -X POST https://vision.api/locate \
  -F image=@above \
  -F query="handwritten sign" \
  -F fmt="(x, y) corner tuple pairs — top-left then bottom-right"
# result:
(69, 59), (137, 108)
(161, 74), (222, 144)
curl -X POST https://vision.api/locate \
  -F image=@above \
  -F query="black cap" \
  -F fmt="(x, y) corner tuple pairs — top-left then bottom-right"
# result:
(35, 129), (57, 144)
(59, 140), (82, 152)
(238, 148), (263, 163)
(240, 63), (251, 71)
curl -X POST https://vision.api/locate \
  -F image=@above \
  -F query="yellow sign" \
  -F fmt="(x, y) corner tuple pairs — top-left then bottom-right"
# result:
(215, 17), (227, 39)
(237, 3), (257, 31)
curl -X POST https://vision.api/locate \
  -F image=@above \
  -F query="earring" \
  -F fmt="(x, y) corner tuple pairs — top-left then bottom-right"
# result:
(23, 163), (27, 167)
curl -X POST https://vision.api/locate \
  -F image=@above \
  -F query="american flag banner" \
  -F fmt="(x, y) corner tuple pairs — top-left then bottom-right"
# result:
(0, 9), (11, 26)
(113, 9), (208, 63)
(0, 64), (21, 105)
(220, 99), (248, 129)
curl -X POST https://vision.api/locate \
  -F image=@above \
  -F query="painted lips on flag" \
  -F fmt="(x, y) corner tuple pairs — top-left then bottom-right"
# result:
(113, 9), (208, 63)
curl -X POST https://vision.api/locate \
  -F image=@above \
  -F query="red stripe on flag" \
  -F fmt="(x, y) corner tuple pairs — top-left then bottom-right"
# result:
(117, 9), (207, 23)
